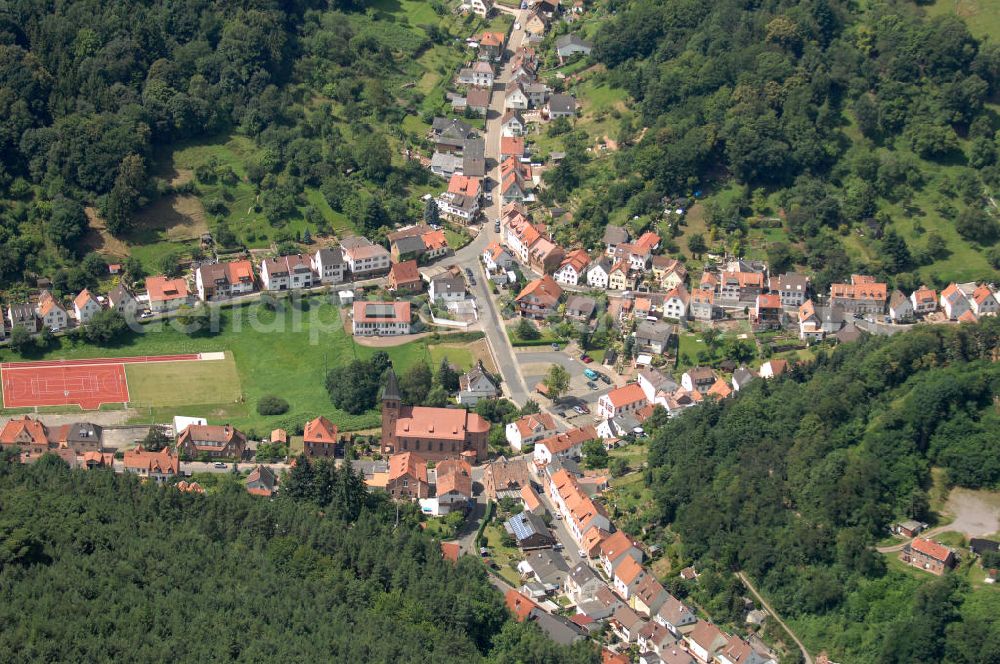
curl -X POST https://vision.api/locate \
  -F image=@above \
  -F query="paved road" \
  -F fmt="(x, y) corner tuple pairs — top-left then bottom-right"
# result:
(737, 572), (813, 664)
(536, 486), (585, 567)
(451, 11), (532, 406)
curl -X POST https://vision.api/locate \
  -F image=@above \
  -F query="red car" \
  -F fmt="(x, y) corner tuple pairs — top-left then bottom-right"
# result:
(580, 354), (593, 363)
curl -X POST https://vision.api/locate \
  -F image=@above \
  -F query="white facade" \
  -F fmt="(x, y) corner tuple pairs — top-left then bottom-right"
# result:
(587, 263), (610, 289)
(311, 249), (346, 284)
(74, 295), (102, 324)
(553, 263), (583, 286)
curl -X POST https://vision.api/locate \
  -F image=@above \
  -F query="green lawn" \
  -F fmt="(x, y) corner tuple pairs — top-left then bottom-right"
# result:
(926, 0), (1000, 40)
(483, 522), (524, 587)
(0, 296), (477, 434)
(125, 352), (242, 408)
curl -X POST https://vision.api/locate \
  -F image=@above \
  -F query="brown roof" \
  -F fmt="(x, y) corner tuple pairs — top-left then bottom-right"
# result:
(177, 424), (246, 452)
(436, 458), (472, 497)
(614, 554), (644, 585)
(521, 484), (542, 511)
(353, 301), (410, 325)
(601, 530), (639, 562)
(513, 413), (557, 438)
(389, 260), (421, 286)
(440, 541), (461, 563)
(74, 288), (97, 310)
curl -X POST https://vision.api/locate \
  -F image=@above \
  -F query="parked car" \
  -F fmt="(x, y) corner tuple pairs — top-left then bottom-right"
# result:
(583, 368), (598, 380)
(573, 405), (589, 415)
(465, 268), (473, 278)
(587, 381), (598, 390)
(554, 512), (563, 519)
(553, 542), (564, 550)
(580, 353), (592, 363)
(214, 462), (227, 468)
(551, 342), (560, 351)
(598, 373), (612, 385)
(494, 220), (501, 232)
(480, 546), (489, 557)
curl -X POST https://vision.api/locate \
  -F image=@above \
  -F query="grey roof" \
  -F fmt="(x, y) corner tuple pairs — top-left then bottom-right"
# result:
(769, 272), (809, 292)
(432, 274), (467, 292)
(316, 246), (345, 266)
(819, 304), (846, 325)
(340, 236), (373, 251)
(530, 612), (589, 645)
(108, 284), (135, 306)
(570, 560), (601, 588)
(506, 511), (552, 543)
(603, 225), (629, 245)
(8, 303), (35, 322)
(589, 257), (613, 274)
(889, 288), (910, 309)
(381, 367), (402, 402)
(835, 322), (863, 344)
(463, 137), (485, 158)
(640, 368), (678, 393)
(565, 295), (596, 317)
(393, 235), (426, 255)
(636, 320), (673, 343)
(611, 412), (642, 434)
(65, 422), (103, 444)
(431, 117), (473, 137)
(732, 366), (755, 387)
(548, 94), (577, 114)
(524, 549), (571, 586)
(555, 34), (593, 51)
(430, 152), (463, 173)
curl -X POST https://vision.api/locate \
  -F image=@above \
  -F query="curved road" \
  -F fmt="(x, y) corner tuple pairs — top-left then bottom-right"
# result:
(736, 572), (813, 664)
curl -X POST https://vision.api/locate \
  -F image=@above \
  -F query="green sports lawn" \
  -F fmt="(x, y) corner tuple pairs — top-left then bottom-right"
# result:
(0, 296), (479, 433)
(124, 352), (242, 408)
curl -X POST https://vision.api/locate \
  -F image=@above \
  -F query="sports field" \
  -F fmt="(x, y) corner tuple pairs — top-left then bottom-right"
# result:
(0, 353), (239, 410)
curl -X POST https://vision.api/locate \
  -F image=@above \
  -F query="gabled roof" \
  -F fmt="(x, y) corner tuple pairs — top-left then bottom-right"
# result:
(603, 225), (629, 245)
(559, 248), (591, 275)
(436, 458), (472, 497)
(389, 260), (421, 285)
(601, 530), (640, 563)
(303, 416), (338, 445)
(388, 451), (428, 483)
(74, 288), (97, 310)
(538, 425), (597, 454)
(505, 588), (539, 622)
(707, 378), (732, 399)
(146, 276), (190, 302)
(0, 416), (49, 446)
(123, 446), (179, 475)
(972, 284), (997, 305)
(516, 275), (562, 305)
(513, 412), (557, 437)
(604, 383), (646, 409)
(911, 285), (937, 304)
(910, 538), (953, 562)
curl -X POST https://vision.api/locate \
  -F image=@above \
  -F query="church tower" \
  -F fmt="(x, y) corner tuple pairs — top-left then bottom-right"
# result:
(380, 367), (402, 453)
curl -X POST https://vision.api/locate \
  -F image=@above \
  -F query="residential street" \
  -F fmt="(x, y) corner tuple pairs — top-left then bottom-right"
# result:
(451, 11), (532, 406)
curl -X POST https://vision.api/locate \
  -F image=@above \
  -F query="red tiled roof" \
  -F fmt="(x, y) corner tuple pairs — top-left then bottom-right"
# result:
(538, 425), (597, 454)
(436, 458), (472, 497)
(353, 301), (410, 324)
(303, 416), (338, 445)
(910, 538), (952, 562)
(74, 289), (97, 310)
(440, 541), (460, 563)
(0, 416), (48, 446)
(516, 275), (562, 305)
(123, 446), (179, 475)
(396, 406), (489, 441)
(448, 174), (481, 198)
(146, 276), (190, 302)
(604, 383), (646, 409)
(388, 451), (428, 483)
(505, 588), (539, 622)
(500, 136), (525, 156)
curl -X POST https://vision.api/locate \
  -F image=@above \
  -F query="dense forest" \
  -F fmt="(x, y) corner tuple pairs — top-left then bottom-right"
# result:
(0, 0), (469, 287)
(0, 454), (597, 663)
(547, 0), (1000, 287)
(644, 318), (1000, 662)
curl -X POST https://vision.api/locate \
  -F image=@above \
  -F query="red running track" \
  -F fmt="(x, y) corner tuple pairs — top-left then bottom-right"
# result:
(0, 354), (198, 369)
(0, 354), (200, 409)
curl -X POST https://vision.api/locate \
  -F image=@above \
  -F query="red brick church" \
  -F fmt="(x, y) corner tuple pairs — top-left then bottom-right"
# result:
(381, 368), (489, 462)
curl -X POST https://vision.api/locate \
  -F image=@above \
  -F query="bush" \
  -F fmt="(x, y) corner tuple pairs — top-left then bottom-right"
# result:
(257, 395), (290, 416)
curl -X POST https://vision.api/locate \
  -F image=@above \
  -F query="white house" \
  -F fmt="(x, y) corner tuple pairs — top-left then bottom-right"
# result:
(483, 242), (515, 273)
(260, 254), (314, 291)
(457, 362), (499, 405)
(504, 81), (529, 110)
(36, 293), (68, 331)
(469, 0), (492, 18)
(501, 110), (526, 137)
(506, 413), (559, 451)
(596, 383), (648, 420)
(587, 258), (612, 289)
(73, 289), (102, 324)
(107, 284), (139, 317)
(553, 249), (590, 287)
(458, 61), (494, 88)
(533, 426), (595, 465)
(429, 274), (467, 303)
(940, 283), (970, 320)
(341, 237), (392, 277)
(662, 285), (690, 321)
(970, 284), (1000, 316)
(311, 247), (347, 284)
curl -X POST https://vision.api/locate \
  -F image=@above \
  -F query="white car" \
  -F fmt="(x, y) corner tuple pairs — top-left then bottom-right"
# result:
(514, 22), (521, 30)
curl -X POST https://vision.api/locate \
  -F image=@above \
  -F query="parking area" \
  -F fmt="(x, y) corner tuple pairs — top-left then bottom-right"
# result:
(516, 348), (615, 423)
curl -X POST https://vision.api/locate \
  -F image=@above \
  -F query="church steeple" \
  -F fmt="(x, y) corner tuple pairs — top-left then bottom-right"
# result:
(380, 367), (401, 454)
(381, 367), (401, 403)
